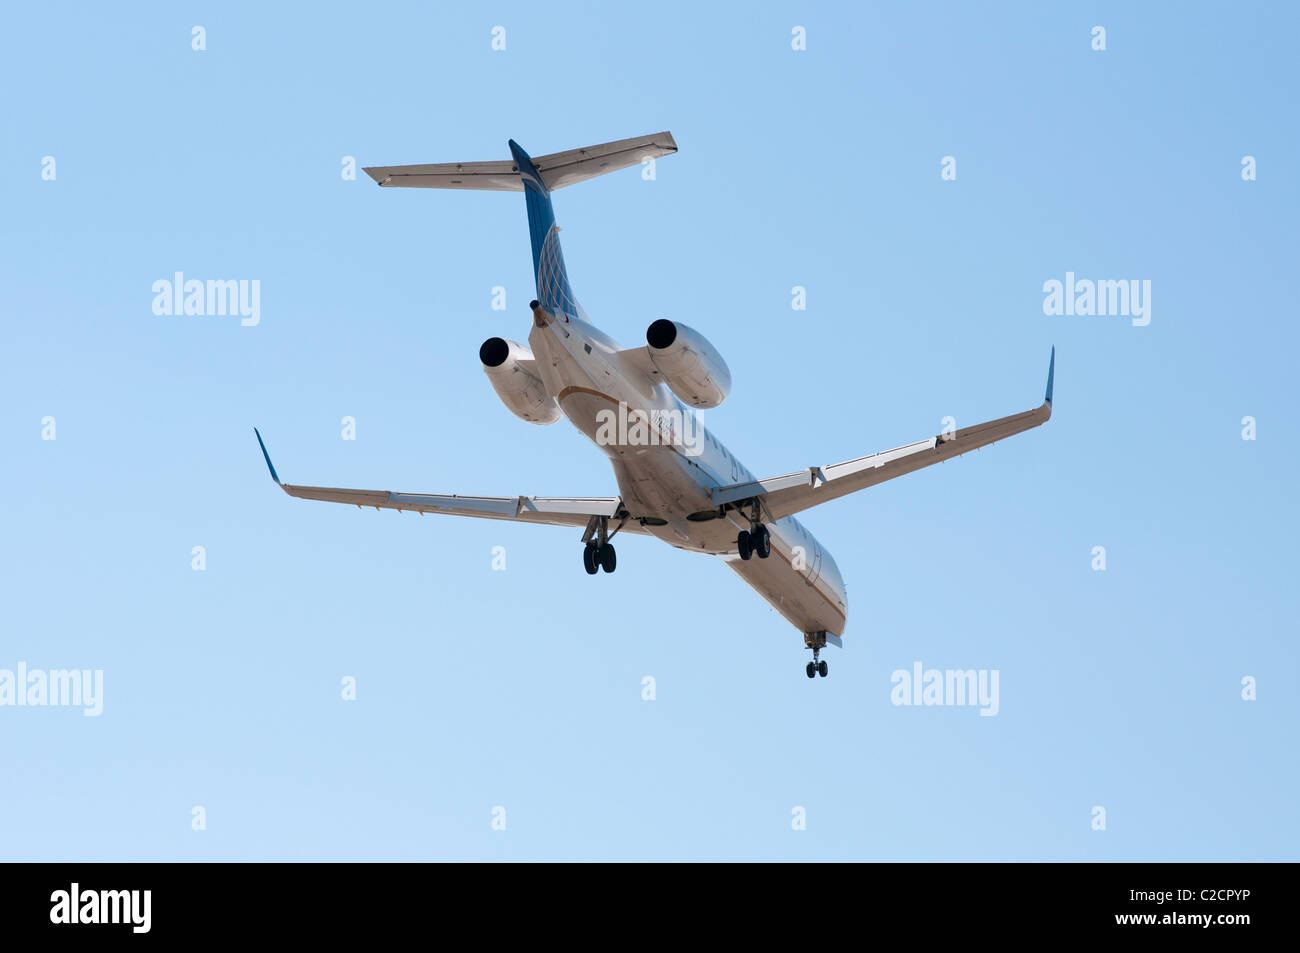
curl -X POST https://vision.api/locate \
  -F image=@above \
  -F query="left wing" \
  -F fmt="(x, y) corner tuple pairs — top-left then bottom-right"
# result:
(711, 349), (1055, 521)
(253, 429), (648, 534)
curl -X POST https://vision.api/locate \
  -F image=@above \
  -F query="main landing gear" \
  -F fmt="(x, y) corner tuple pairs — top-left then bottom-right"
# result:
(737, 501), (771, 561)
(583, 541), (616, 574)
(582, 514), (620, 575)
(804, 631), (829, 678)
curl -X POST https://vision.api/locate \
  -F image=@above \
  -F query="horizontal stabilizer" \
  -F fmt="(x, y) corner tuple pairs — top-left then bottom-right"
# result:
(364, 132), (677, 192)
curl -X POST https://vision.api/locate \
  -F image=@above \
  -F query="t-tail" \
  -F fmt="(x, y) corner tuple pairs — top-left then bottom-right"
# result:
(364, 132), (678, 322)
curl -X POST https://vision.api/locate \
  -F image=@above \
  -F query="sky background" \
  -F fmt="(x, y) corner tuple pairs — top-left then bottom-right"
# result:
(2, 2), (1296, 861)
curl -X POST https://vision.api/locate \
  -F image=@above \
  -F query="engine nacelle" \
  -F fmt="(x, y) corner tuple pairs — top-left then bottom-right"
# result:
(645, 319), (732, 408)
(479, 337), (562, 425)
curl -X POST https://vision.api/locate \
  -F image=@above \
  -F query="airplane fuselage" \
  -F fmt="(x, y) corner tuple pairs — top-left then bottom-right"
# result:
(528, 310), (849, 639)
(259, 132), (1051, 671)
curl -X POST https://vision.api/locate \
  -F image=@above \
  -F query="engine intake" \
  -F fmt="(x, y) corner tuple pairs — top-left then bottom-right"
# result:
(479, 337), (561, 425)
(645, 320), (731, 408)
(479, 336), (511, 368)
(646, 318), (677, 350)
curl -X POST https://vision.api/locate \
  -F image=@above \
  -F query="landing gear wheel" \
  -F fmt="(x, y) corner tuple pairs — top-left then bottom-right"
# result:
(753, 525), (771, 559)
(583, 543), (599, 575)
(737, 530), (753, 561)
(599, 543), (617, 573)
(804, 631), (829, 680)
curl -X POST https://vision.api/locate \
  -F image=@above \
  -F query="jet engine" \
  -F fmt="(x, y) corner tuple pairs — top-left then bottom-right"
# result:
(644, 319), (732, 408)
(479, 337), (562, 425)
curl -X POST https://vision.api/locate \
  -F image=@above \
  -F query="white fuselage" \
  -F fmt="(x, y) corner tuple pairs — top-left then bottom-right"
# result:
(528, 311), (849, 638)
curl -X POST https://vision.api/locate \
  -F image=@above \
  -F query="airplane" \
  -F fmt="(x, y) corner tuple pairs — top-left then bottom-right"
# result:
(253, 132), (1055, 678)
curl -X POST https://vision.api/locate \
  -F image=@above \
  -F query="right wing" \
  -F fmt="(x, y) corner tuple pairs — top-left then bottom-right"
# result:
(253, 429), (648, 534)
(711, 349), (1055, 521)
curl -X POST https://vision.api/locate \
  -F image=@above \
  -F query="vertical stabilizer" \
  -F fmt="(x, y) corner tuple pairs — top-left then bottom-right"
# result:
(508, 140), (582, 321)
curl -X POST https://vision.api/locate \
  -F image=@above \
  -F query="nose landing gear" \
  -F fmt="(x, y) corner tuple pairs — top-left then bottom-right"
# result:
(804, 631), (830, 678)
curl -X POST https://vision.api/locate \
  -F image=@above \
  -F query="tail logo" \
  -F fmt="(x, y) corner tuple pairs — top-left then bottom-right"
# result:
(538, 227), (579, 322)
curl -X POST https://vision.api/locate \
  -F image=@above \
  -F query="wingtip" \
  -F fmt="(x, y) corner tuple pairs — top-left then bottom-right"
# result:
(253, 427), (281, 485)
(1045, 346), (1055, 407)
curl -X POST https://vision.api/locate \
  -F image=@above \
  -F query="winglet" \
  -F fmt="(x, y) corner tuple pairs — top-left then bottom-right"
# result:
(253, 428), (281, 485)
(1044, 346), (1055, 407)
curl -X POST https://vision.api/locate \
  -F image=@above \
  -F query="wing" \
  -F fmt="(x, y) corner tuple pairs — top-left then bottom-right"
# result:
(253, 430), (648, 534)
(711, 349), (1055, 521)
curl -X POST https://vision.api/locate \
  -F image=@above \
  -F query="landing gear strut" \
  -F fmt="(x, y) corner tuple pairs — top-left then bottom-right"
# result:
(582, 514), (620, 574)
(804, 631), (829, 678)
(737, 500), (771, 561)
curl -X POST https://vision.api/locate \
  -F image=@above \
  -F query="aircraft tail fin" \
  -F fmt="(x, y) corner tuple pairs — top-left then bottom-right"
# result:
(365, 133), (677, 322)
(507, 140), (579, 321)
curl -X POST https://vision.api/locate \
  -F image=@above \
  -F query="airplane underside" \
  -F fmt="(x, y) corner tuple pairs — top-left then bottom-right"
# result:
(256, 131), (1053, 680)
(530, 311), (849, 654)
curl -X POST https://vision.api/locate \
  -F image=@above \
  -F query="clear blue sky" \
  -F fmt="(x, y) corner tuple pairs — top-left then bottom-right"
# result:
(2, 2), (1296, 861)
